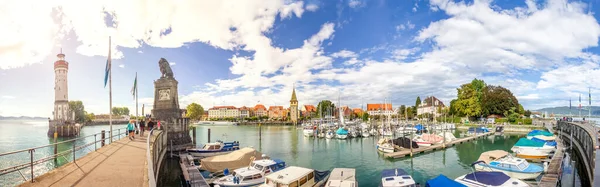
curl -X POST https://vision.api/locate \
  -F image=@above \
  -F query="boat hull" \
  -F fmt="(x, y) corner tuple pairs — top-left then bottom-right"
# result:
(337, 134), (347, 139)
(303, 130), (314, 137)
(474, 164), (542, 180)
(377, 145), (394, 153)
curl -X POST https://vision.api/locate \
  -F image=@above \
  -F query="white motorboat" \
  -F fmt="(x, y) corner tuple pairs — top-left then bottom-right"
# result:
(370, 129), (378, 136)
(326, 130), (335, 139)
(187, 140), (240, 158)
(511, 138), (556, 159)
(380, 168), (417, 187)
(474, 150), (543, 180)
(336, 127), (348, 139)
(259, 166), (330, 187)
(214, 159), (287, 187)
(325, 168), (357, 187)
(455, 171), (529, 187)
(412, 136), (432, 147)
(377, 138), (395, 153)
(303, 126), (315, 137)
(361, 129), (371, 137)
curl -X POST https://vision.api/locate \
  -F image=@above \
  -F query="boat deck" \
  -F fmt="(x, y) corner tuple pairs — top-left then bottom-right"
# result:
(179, 153), (210, 187)
(384, 132), (494, 159)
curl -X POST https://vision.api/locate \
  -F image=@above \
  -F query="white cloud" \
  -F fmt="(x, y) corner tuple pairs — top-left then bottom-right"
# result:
(396, 21), (415, 31)
(1, 96), (16, 99)
(391, 48), (420, 60)
(344, 58), (361, 65)
(330, 50), (358, 58)
(517, 94), (540, 100)
(349, 0), (362, 8)
(306, 4), (319, 12)
(118, 64), (125, 68)
(0, 0), (309, 69)
(169, 62), (176, 66)
(137, 50), (143, 53)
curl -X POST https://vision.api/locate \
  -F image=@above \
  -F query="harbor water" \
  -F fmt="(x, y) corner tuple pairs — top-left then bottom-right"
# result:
(0, 120), (126, 187)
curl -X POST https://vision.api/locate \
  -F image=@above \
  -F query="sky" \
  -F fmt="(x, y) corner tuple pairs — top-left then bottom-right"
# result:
(1, 0), (600, 117)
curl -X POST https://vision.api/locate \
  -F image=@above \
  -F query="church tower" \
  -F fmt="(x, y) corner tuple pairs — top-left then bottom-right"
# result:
(53, 50), (70, 120)
(289, 85), (298, 126)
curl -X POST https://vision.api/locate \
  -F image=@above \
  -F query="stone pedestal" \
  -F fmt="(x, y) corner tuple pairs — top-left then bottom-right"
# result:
(152, 76), (192, 150)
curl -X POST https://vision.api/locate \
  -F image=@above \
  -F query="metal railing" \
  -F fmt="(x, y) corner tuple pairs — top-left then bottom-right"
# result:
(147, 128), (167, 187)
(0, 127), (127, 183)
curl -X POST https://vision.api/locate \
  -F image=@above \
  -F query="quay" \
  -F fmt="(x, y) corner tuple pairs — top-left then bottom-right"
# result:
(19, 136), (148, 187)
(178, 153), (209, 187)
(384, 132), (494, 158)
(538, 140), (564, 187)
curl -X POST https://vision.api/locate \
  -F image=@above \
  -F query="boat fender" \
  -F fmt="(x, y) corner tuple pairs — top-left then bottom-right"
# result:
(543, 162), (549, 172)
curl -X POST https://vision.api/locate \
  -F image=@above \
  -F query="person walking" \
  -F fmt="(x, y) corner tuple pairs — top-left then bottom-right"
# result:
(148, 118), (155, 135)
(127, 120), (136, 140)
(139, 118), (146, 136)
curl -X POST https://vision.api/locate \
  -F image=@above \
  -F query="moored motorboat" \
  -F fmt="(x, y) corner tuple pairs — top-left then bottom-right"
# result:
(526, 130), (555, 141)
(187, 140), (240, 158)
(362, 128), (371, 137)
(412, 136), (432, 147)
(495, 126), (504, 135)
(377, 138), (395, 153)
(380, 168), (418, 187)
(511, 138), (556, 159)
(454, 171), (529, 187)
(326, 130), (335, 139)
(325, 168), (357, 187)
(214, 159), (287, 187)
(474, 150), (543, 180)
(259, 166), (330, 187)
(426, 174), (466, 187)
(336, 127), (348, 139)
(303, 126), (315, 137)
(438, 132), (457, 142)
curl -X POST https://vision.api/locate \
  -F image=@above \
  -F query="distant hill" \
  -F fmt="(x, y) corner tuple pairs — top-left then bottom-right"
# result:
(533, 106), (600, 116)
(0, 116), (48, 120)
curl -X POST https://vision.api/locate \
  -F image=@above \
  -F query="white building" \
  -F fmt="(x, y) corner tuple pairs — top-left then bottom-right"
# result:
(53, 51), (71, 121)
(239, 106), (250, 118)
(208, 106), (239, 119)
(366, 103), (395, 116)
(417, 96), (446, 117)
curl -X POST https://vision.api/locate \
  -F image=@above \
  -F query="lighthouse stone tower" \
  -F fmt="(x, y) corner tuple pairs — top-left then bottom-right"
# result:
(48, 51), (79, 137)
(53, 52), (70, 120)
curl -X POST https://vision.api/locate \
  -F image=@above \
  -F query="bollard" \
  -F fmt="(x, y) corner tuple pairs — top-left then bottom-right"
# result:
(73, 142), (76, 163)
(118, 129), (121, 141)
(192, 126), (197, 145)
(28, 149), (35, 183)
(259, 124), (262, 141)
(101, 130), (106, 147)
(94, 134), (97, 151)
(208, 128), (211, 143)
(53, 132), (58, 162)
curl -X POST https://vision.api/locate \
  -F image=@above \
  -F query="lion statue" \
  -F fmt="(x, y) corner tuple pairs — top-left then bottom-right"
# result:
(158, 58), (174, 78)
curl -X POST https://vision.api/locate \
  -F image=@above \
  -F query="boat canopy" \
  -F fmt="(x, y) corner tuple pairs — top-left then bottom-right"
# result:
(415, 124), (425, 130)
(530, 137), (557, 147)
(527, 130), (553, 137)
(336, 127), (348, 135)
(514, 138), (545, 147)
(381, 168), (409, 178)
(426, 175), (466, 187)
(199, 147), (263, 172)
(464, 171), (510, 186)
(477, 150), (509, 164)
(328, 168), (356, 181)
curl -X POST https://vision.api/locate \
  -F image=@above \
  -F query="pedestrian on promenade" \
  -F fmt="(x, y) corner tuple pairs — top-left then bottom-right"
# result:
(127, 120), (136, 140)
(139, 118), (146, 136)
(157, 120), (161, 130)
(148, 118), (155, 135)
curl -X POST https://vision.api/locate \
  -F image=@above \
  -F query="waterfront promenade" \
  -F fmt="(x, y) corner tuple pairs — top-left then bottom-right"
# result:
(19, 136), (148, 187)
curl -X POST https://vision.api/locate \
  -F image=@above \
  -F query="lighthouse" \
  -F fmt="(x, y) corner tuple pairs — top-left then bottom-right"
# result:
(53, 50), (70, 120)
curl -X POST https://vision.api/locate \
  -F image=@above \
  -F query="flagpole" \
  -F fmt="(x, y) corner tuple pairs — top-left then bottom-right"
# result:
(589, 87), (592, 119)
(109, 36), (113, 143)
(136, 72), (139, 122)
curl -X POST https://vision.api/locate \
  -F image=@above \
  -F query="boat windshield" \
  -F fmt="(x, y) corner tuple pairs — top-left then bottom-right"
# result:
(517, 162), (528, 170)
(254, 164), (264, 171)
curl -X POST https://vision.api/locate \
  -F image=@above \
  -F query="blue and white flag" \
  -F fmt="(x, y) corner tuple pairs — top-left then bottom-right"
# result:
(104, 37), (111, 88)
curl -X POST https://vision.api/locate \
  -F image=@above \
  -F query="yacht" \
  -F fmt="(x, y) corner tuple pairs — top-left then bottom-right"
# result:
(214, 159), (287, 187)
(336, 127), (348, 139)
(361, 128), (371, 137)
(455, 171), (529, 187)
(303, 126), (315, 137)
(325, 168), (357, 187)
(187, 140), (240, 158)
(380, 168), (417, 187)
(377, 138), (395, 153)
(259, 166), (330, 187)
(474, 150), (543, 180)
(326, 130), (335, 139)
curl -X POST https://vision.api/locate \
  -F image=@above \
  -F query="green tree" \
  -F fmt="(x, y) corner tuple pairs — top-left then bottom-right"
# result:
(85, 112), (95, 122)
(362, 112), (369, 121)
(415, 97), (421, 107)
(481, 85), (519, 116)
(398, 105), (406, 117)
(518, 104), (525, 115)
(111, 107), (130, 115)
(186, 103), (204, 120)
(406, 107), (414, 119)
(68, 101), (86, 123)
(448, 99), (458, 115)
(316, 100), (335, 118)
(524, 110), (532, 117)
(455, 79), (486, 118)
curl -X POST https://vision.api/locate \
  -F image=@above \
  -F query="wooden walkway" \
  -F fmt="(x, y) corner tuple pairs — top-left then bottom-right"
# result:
(538, 140), (563, 187)
(179, 153), (209, 187)
(384, 132), (494, 158)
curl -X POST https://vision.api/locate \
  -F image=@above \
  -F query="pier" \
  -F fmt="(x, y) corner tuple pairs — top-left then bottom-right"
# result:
(179, 153), (209, 187)
(384, 132), (494, 158)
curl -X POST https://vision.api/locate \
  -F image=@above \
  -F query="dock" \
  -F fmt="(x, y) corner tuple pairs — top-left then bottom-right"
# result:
(538, 137), (564, 187)
(179, 153), (210, 187)
(384, 132), (494, 158)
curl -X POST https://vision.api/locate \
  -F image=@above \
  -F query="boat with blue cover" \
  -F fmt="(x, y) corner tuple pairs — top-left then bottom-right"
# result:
(214, 159), (286, 187)
(473, 150), (543, 180)
(379, 168), (418, 187)
(526, 130), (555, 141)
(187, 140), (240, 158)
(455, 171), (529, 187)
(511, 138), (556, 159)
(467, 126), (489, 135)
(425, 175), (466, 187)
(336, 127), (348, 139)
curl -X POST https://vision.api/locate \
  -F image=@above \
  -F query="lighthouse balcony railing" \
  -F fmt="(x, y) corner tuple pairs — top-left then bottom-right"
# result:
(0, 127), (127, 184)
